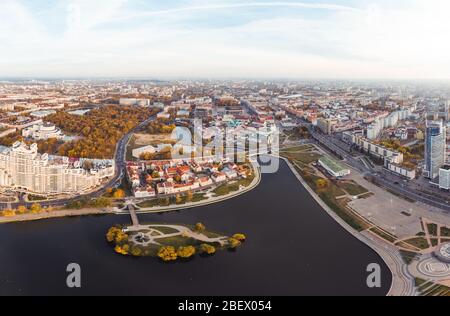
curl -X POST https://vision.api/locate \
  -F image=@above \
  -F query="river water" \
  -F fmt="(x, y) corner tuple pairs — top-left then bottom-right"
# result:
(0, 161), (391, 296)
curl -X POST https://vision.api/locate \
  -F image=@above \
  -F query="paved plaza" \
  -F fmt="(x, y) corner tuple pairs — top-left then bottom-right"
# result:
(348, 169), (450, 239)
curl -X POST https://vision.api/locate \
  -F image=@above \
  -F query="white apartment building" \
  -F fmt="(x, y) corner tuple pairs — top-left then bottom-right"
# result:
(439, 165), (450, 190)
(0, 142), (115, 195)
(22, 123), (65, 140)
(366, 108), (412, 140)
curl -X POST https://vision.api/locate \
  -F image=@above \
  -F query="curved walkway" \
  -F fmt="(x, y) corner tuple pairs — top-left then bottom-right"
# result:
(127, 224), (228, 247)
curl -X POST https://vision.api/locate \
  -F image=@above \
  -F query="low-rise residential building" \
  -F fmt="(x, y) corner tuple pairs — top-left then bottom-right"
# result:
(127, 158), (249, 198)
(134, 186), (156, 198)
(385, 159), (417, 180)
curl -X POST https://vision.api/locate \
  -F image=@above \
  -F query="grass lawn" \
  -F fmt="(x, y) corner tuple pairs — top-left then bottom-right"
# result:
(213, 175), (255, 197)
(291, 161), (369, 231)
(441, 227), (450, 237)
(146, 226), (179, 234)
(280, 145), (315, 153)
(319, 193), (370, 232)
(427, 223), (438, 236)
(403, 237), (430, 250)
(126, 230), (224, 257)
(370, 227), (397, 243)
(338, 181), (369, 196)
(420, 283), (450, 297)
(400, 250), (420, 265)
(282, 152), (322, 165)
(396, 241), (421, 251)
(137, 193), (208, 208)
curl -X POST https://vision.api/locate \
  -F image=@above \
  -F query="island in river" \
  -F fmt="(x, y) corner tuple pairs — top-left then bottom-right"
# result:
(106, 223), (246, 260)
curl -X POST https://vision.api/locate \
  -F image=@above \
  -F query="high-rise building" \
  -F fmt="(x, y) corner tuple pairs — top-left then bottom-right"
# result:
(424, 121), (446, 179)
(0, 142), (115, 195)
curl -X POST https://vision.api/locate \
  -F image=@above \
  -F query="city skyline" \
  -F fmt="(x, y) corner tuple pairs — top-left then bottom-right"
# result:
(2, 0), (450, 80)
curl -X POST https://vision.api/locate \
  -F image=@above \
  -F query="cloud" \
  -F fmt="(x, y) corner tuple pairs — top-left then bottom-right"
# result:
(109, 1), (359, 23)
(65, 0), (129, 34)
(0, 0), (450, 79)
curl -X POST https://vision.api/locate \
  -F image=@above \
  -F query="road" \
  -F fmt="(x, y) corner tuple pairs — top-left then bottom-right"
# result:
(0, 114), (157, 210)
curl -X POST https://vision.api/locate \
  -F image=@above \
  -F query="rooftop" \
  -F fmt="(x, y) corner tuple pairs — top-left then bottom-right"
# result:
(319, 156), (348, 173)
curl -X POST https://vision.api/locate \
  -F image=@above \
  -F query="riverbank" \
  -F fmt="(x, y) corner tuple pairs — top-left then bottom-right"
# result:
(281, 156), (416, 296)
(0, 161), (262, 224)
(0, 208), (115, 224)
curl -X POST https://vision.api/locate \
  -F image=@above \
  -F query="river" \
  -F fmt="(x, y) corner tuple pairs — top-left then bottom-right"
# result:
(0, 160), (391, 296)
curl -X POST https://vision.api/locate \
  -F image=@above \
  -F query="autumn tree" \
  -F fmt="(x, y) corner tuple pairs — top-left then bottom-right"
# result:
(228, 238), (242, 249)
(43, 105), (158, 159)
(199, 244), (216, 255)
(158, 246), (178, 262)
(232, 234), (247, 242)
(1, 209), (16, 217)
(315, 179), (329, 190)
(115, 244), (130, 256)
(31, 203), (42, 214)
(195, 223), (206, 233)
(113, 189), (126, 199)
(186, 190), (194, 202)
(177, 246), (196, 259)
(17, 206), (28, 215)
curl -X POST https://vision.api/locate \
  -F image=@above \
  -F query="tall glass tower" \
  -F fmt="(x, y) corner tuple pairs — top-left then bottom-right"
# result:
(424, 121), (446, 179)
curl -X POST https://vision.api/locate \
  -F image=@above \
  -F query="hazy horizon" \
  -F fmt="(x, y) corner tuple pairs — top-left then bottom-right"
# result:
(2, 0), (450, 79)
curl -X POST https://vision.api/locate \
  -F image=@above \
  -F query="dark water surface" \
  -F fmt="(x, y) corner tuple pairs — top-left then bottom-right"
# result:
(0, 161), (391, 296)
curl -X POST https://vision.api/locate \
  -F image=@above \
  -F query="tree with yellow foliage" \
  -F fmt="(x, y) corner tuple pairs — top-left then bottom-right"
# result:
(315, 179), (329, 190)
(17, 205), (28, 215)
(106, 226), (128, 244)
(106, 227), (120, 243)
(195, 222), (206, 233)
(113, 189), (126, 199)
(115, 244), (130, 256)
(158, 246), (178, 262)
(2, 209), (16, 217)
(177, 246), (196, 259)
(30, 203), (42, 214)
(228, 238), (242, 249)
(115, 231), (129, 244)
(199, 244), (216, 255)
(232, 234), (247, 242)
(186, 190), (194, 202)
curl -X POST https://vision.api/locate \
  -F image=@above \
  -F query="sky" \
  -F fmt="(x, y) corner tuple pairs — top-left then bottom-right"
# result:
(1, 0), (450, 79)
